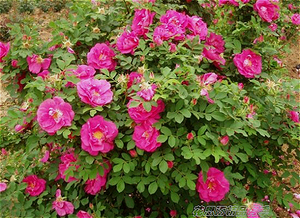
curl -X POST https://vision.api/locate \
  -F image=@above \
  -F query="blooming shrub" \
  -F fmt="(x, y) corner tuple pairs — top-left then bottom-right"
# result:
(0, 0), (299, 217)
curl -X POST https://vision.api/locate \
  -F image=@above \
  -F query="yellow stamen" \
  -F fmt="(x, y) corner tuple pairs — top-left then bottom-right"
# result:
(93, 131), (104, 140)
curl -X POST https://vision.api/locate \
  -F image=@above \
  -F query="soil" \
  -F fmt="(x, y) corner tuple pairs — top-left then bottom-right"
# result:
(0, 6), (299, 218)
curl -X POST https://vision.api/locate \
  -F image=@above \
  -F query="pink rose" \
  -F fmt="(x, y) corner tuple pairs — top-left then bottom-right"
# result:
(85, 160), (111, 195)
(37, 97), (75, 135)
(170, 210), (177, 217)
(200, 88), (214, 104)
(40, 150), (50, 163)
(58, 151), (79, 182)
(1, 148), (8, 155)
(127, 72), (143, 88)
(186, 15), (208, 41)
(132, 123), (162, 152)
(254, 0), (280, 23)
(153, 24), (185, 45)
(196, 167), (230, 202)
(77, 210), (93, 218)
(197, 72), (218, 86)
(127, 99), (165, 124)
(15, 124), (25, 132)
(0, 182), (7, 192)
(238, 83), (244, 90)
(169, 43), (177, 53)
(81, 115), (118, 156)
(137, 83), (157, 101)
(26, 54), (52, 74)
(246, 203), (263, 218)
(289, 111), (299, 123)
(74, 65), (96, 80)
(132, 9), (155, 37)
(77, 78), (113, 107)
(38, 70), (50, 79)
(22, 175), (46, 196)
(202, 33), (226, 67)
(233, 49), (262, 78)
(160, 10), (188, 30)
(291, 14), (300, 25)
(220, 135), (229, 145)
(11, 59), (18, 68)
(219, 0), (239, 6)
(52, 189), (74, 217)
(268, 23), (278, 31)
(87, 43), (116, 71)
(0, 42), (10, 62)
(117, 31), (139, 54)
(84, 174), (108, 195)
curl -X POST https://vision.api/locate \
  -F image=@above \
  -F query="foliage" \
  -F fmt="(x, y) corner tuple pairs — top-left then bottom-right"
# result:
(0, 0), (299, 217)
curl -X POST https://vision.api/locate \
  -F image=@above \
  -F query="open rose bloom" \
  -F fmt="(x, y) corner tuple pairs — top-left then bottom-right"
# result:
(131, 9), (155, 37)
(77, 210), (93, 218)
(73, 65), (96, 80)
(127, 99), (165, 124)
(37, 97), (75, 135)
(133, 122), (162, 152)
(254, 0), (280, 23)
(87, 43), (116, 71)
(0, 42), (10, 62)
(202, 33), (226, 67)
(77, 78), (113, 107)
(81, 115), (118, 156)
(23, 175), (46, 196)
(117, 31), (139, 54)
(26, 54), (52, 74)
(196, 167), (230, 202)
(233, 49), (262, 78)
(52, 189), (74, 217)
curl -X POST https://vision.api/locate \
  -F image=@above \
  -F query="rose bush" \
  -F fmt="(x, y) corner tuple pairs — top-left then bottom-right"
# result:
(0, 0), (299, 217)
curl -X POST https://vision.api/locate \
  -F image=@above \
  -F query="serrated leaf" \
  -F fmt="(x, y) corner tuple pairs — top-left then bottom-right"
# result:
(85, 156), (94, 164)
(117, 179), (125, 192)
(171, 191), (179, 203)
(157, 135), (168, 143)
(159, 160), (168, 173)
(148, 182), (158, 194)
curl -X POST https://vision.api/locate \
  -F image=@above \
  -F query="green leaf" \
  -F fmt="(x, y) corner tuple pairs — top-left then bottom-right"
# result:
(211, 111), (226, 121)
(143, 102), (152, 112)
(160, 127), (172, 136)
(186, 180), (196, 190)
(157, 135), (168, 143)
(90, 110), (97, 117)
(125, 196), (134, 208)
(26, 135), (39, 152)
(236, 153), (248, 162)
(129, 100), (140, 108)
(148, 182), (158, 194)
(123, 163), (130, 173)
(205, 104), (217, 113)
(170, 191), (179, 203)
(137, 181), (145, 193)
(181, 109), (191, 118)
(175, 114), (184, 123)
(62, 129), (71, 139)
(117, 179), (125, 192)
(159, 160), (168, 173)
(85, 156), (94, 164)
(56, 59), (66, 70)
(168, 135), (176, 147)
